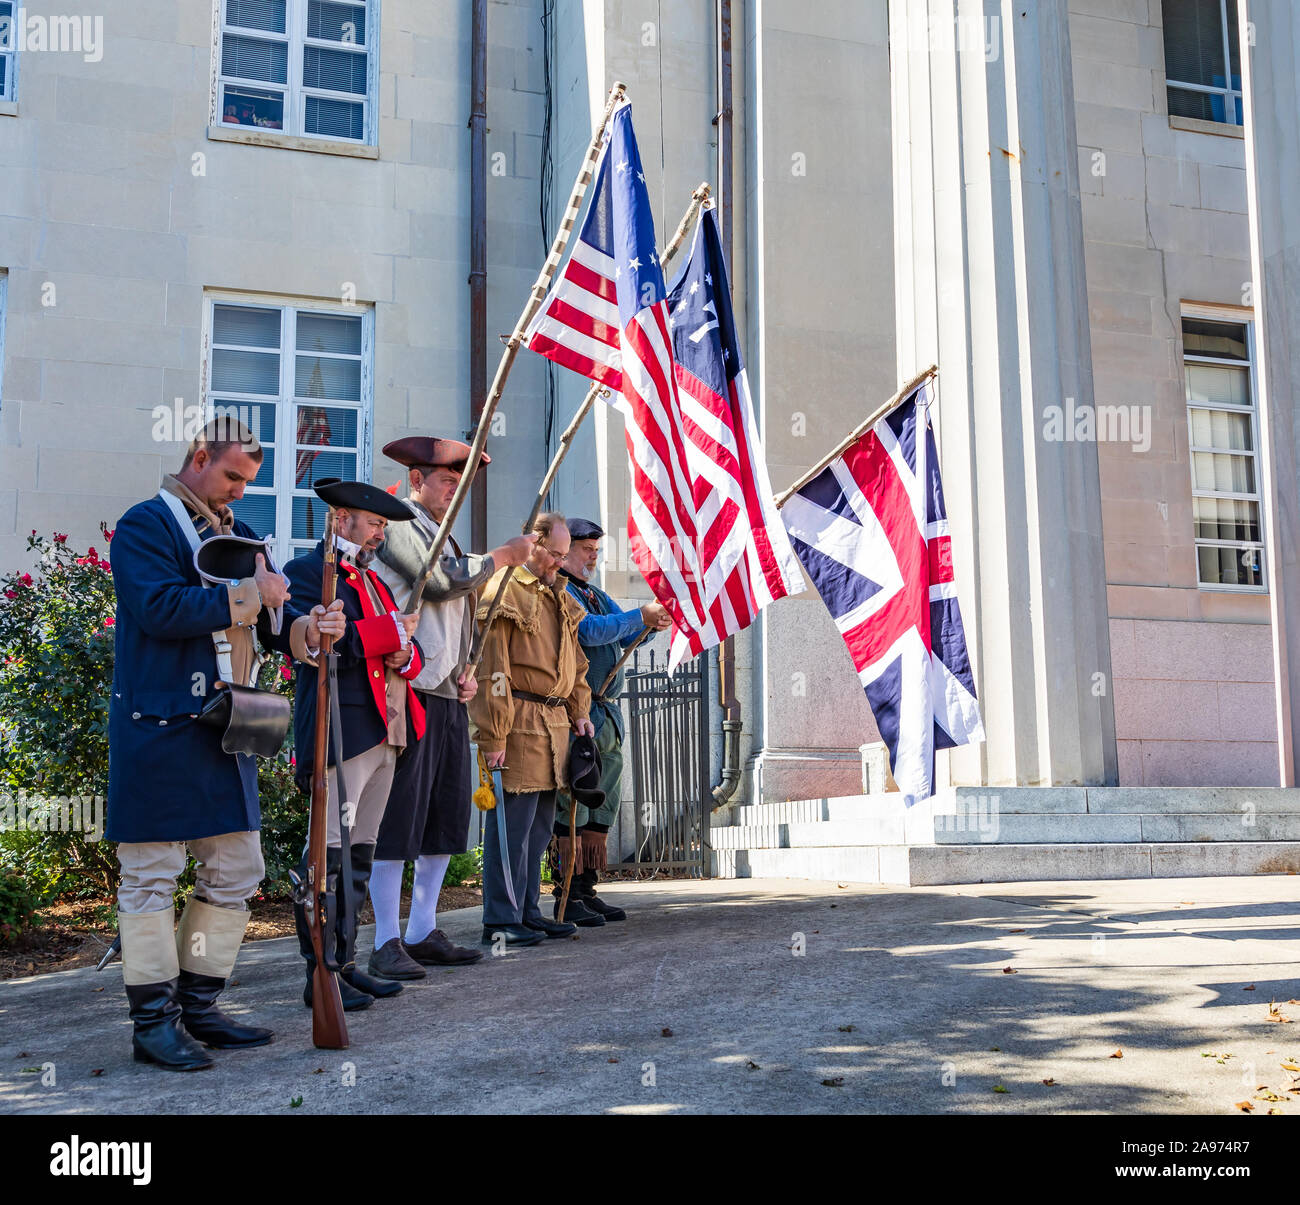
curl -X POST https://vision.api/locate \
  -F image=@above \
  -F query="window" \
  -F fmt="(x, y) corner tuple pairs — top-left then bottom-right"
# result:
(1163, 0), (1242, 125)
(0, 271), (7, 406)
(216, 0), (375, 142)
(1183, 313), (1264, 590)
(0, 1), (17, 101)
(205, 297), (373, 565)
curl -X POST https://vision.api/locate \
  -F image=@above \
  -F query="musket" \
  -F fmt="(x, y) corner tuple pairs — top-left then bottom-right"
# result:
(303, 506), (348, 1049)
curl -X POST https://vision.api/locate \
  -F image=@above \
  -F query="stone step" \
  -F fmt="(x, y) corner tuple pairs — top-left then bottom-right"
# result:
(710, 841), (1300, 886)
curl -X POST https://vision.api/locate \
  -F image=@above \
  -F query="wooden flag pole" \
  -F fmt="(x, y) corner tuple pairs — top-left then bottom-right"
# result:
(772, 365), (939, 510)
(466, 182), (713, 676)
(406, 81), (628, 605)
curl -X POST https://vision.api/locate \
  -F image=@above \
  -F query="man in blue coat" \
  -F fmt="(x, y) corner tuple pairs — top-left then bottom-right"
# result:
(552, 518), (670, 925)
(108, 418), (342, 1072)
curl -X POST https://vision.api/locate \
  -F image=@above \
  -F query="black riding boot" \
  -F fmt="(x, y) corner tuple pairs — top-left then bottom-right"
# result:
(295, 853), (373, 1012)
(178, 970), (274, 1049)
(127, 980), (215, 1071)
(338, 843), (403, 999)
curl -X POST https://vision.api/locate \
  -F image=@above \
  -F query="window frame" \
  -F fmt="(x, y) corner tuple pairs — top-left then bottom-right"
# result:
(0, 271), (8, 407)
(0, 0), (19, 102)
(1164, 0), (1243, 127)
(213, 0), (378, 146)
(202, 291), (375, 567)
(1182, 303), (1266, 593)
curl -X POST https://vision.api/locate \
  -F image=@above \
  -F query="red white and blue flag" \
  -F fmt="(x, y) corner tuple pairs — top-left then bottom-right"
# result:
(662, 205), (803, 667)
(781, 383), (984, 804)
(526, 102), (796, 666)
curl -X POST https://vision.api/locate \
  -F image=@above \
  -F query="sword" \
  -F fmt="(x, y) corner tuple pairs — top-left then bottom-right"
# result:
(492, 767), (517, 912)
(94, 934), (121, 972)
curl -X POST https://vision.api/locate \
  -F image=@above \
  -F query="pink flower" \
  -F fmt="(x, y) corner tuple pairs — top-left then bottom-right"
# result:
(279, 662), (291, 682)
(104, 618), (115, 628)
(18, 573), (32, 587)
(98, 560), (112, 572)
(53, 533), (68, 544)
(103, 528), (114, 543)
(289, 755), (297, 767)
(3, 590), (15, 601)
(86, 547), (97, 560)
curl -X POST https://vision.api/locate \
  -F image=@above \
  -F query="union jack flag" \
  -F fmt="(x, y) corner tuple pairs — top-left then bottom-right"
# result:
(524, 101), (708, 645)
(781, 383), (985, 805)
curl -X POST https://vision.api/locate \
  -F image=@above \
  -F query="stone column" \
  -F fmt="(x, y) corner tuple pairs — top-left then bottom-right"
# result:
(889, 0), (1117, 787)
(1239, 0), (1300, 786)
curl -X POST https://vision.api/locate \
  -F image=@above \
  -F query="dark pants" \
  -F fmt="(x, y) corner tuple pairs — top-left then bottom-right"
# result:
(482, 789), (556, 926)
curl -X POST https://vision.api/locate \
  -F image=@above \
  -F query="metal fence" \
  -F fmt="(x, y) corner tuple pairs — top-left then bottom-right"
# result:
(621, 648), (711, 876)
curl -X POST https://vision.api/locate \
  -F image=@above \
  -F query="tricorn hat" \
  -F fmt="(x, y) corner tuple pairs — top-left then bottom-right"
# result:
(382, 435), (490, 472)
(312, 478), (415, 522)
(566, 733), (605, 810)
(194, 534), (283, 633)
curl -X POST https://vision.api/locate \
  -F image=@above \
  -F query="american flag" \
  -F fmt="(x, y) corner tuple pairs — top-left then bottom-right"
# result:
(781, 384), (985, 805)
(296, 404), (332, 484)
(524, 101), (707, 643)
(662, 205), (804, 667)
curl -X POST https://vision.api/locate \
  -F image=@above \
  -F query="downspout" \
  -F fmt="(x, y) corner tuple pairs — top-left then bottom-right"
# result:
(468, 0), (488, 550)
(711, 0), (742, 809)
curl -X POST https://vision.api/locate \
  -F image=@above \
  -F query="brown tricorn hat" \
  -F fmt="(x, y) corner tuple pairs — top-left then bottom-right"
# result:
(382, 436), (490, 472)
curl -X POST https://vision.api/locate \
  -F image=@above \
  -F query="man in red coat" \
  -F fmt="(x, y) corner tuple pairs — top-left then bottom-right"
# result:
(284, 480), (426, 1011)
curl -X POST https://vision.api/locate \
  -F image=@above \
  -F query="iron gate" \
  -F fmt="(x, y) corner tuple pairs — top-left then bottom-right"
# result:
(621, 649), (711, 876)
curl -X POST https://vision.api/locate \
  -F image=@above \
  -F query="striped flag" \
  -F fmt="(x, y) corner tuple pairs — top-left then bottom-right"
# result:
(663, 205), (804, 667)
(781, 383), (985, 804)
(524, 101), (708, 645)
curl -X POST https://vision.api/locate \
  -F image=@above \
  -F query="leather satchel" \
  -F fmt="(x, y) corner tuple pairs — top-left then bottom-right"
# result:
(196, 681), (292, 759)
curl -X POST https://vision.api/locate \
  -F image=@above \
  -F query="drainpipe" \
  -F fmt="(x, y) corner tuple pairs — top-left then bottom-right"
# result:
(468, 0), (488, 550)
(711, 0), (742, 809)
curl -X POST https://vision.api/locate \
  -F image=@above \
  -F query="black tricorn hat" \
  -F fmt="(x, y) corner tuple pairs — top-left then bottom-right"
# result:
(312, 478), (415, 522)
(193, 534), (284, 633)
(567, 733), (605, 809)
(383, 435), (490, 471)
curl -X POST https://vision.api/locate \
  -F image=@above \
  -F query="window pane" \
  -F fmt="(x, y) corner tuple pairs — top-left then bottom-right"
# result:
(297, 312), (362, 355)
(1198, 544), (1263, 588)
(292, 495), (330, 541)
(1163, 0), (1227, 86)
(295, 403), (358, 447)
(1183, 317), (1248, 360)
(1189, 407), (1252, 452)
(1167, 85), (1217, 122)
(308, 0), (366, 45)
(1186, 363), (1249, 407)
(295, 449), (356, 487)
(220, 84), (285, 129)
(214, 304), (281, 349)
(1194, 496), (1260, 542)
(1192, 450), (1255, 495)
(212, 348), (281, 395)
(231, 491), (277, 539)
(296, 354), (361, 401)
(226, 0), (286, 34)
(1227, 0), (1241, 77)
(305, 95), (364, 140)
(303, 44), (367, 94)
(222, 33), (288, 84)
(0, 56), (7, 96)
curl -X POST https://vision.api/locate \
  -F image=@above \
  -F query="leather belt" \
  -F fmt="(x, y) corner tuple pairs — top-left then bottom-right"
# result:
(512, 689), (566, 708)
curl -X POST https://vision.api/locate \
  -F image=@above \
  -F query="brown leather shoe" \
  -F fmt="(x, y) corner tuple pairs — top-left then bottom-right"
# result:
(403, 929), (484, 966)
(366, 937), (427, 981)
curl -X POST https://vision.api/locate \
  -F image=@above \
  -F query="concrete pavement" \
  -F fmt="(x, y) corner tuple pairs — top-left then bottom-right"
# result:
(1, 875), (1298, 1114)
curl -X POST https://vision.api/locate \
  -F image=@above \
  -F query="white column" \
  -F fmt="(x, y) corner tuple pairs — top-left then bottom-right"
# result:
(1239, 0), (1300, 786)
(890, 0), (1117, 787)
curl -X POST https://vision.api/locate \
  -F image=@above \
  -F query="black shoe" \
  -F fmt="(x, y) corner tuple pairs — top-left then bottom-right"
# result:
(584, 894), (627, 922)
(126, 980), (215, 1071)
(367, 937), (427, 980)
(403, 929), (484, 966)
(177, 970), (273, 1049)
(524, 916), (578, 939)
(302, 970), (374, 1012)
(342, 962), (404, 998)
(480, 924), (544, 947)
(554, 896), (606, 927)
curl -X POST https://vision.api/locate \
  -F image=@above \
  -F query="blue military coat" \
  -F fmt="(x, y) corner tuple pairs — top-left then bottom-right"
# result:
(105, 495), (301, 844)
(560, 569), (646, 742)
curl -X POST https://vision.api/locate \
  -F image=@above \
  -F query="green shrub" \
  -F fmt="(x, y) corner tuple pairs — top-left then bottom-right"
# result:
(444, 846), (482, 888)
(0, 869), (39, 946)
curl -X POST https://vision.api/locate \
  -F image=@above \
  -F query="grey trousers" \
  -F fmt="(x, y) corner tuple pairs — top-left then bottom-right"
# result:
(481, 789), (555, 927)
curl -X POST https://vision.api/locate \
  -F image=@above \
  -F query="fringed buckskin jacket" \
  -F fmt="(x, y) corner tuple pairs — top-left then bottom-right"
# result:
(469, 566), (591, 794)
